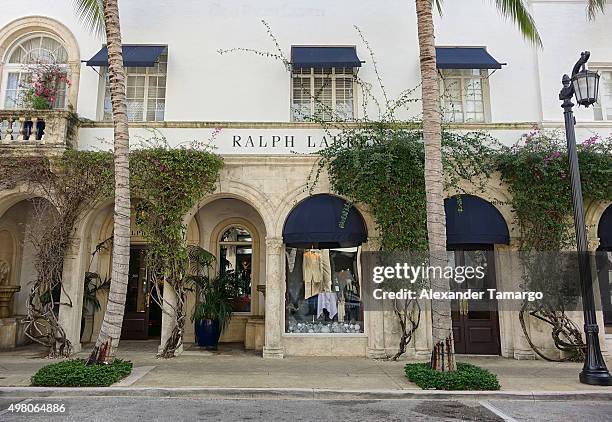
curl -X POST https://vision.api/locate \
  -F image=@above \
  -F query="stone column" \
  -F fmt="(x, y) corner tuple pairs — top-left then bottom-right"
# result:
(159, 282), (183, 356)
(263, 236), (284, 358)
(183, 288), (196, 345)
(362, 237), (387, 358)
(499, 244), (535, 359)
(414, 304), (433, 357)
(68, 61), (81, 113)
(58, 237), (84, 354)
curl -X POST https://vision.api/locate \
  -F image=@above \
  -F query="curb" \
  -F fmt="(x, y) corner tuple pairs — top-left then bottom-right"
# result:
(1, 387), (611, 401)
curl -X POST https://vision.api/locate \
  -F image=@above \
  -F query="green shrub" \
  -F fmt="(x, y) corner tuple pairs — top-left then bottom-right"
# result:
(31, 359), (132, 387)
(405, 362), (500, 391)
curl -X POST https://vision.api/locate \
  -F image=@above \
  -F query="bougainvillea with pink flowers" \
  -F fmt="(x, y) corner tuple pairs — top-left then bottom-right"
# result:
(19, 62), (71, 109)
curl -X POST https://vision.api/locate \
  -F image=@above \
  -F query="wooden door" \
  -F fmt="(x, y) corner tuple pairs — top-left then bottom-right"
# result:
(596, 249), (612, 327)
(121, 247), (150, 340)
(450, 247), (501, 355)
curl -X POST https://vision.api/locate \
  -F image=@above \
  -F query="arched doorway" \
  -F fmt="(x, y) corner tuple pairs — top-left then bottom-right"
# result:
(89, 204), (172, 341)
(188, 197), (266, 347)
(445, 194), (509, 355)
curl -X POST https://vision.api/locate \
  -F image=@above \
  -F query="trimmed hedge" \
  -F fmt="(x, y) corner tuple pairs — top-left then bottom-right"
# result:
(405, 362), (500, 391)
(31, 359), (133, 387)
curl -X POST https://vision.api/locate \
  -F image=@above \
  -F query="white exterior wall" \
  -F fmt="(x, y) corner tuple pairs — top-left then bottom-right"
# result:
(1, 0), (610, 132)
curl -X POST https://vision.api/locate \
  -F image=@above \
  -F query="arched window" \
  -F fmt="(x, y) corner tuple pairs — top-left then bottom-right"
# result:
(219, 226), (253, 312)
(2, 33), (69, 109)
(282, 195), (367, 334)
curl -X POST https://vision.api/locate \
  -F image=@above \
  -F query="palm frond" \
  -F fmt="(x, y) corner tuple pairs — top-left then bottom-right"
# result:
(434, 0), (444, 16)
(187, 245), (216, 275)
(587, 0), (607, 20)
(492, 0), (542, 46)
(72, 0), (105, 37)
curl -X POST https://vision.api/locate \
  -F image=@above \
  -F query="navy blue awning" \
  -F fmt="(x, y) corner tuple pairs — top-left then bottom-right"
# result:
(291, 46), (363, 69)
(598, 205), (612, 248)
(445, 195), (509, 245)
(86, 45), (166, 67)
(283, 194), (367, 248)
(436, 47), (505, 69)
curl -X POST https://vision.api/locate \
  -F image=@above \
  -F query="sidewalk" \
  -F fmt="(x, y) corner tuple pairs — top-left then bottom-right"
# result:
(1, 340), (611, 396)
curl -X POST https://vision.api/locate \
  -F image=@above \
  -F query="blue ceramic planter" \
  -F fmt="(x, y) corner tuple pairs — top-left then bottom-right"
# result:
(196, 319), (221, 349)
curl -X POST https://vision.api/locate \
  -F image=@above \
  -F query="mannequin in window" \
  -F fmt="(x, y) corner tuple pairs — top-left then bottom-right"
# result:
(238, 259), (251, 297)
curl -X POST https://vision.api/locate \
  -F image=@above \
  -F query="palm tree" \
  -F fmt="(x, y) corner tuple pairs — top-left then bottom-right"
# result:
(73, 0), (131, 363)
(417, 0), (607, 372)
(417, 0), (539, 372)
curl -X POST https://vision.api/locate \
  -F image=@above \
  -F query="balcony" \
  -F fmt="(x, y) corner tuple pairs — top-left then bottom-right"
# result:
(0, 109), (77, 156)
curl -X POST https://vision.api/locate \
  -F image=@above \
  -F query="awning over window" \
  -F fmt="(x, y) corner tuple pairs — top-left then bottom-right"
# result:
(291, 46), (363, 69)
(283, 194), (367, 248)
(598, 205), (612, 248)
(436, 47), (505, 69)
(86, 45), (166, 67)
(445, 195), (510, 245)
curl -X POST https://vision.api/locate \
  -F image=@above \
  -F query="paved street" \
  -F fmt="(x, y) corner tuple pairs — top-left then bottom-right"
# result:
(1, 397), (612, 422)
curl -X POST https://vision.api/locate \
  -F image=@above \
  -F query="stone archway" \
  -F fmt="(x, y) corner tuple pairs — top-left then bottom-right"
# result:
(184, 196), (268, 350)
(0, 193), (59, 349)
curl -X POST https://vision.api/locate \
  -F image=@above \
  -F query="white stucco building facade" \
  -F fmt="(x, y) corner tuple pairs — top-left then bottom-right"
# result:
(0, 1), (611, 360)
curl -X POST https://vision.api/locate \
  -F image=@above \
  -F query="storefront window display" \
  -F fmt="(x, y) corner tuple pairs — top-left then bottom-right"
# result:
(285, 247), (364, 334)
(219, 226), (252, 312)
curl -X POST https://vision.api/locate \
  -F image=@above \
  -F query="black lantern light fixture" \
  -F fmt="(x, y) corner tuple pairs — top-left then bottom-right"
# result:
(559, 51), (611, 386)
(571, 65), (600, 107)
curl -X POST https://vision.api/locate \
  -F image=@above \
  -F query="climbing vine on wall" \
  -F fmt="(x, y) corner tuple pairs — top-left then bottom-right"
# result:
(130, 145), (223, 358)
(314, 127), (497, 252)
(0, 143), (222, 358)
(0, 150), (113, 357)
(496, 130), (612, 361)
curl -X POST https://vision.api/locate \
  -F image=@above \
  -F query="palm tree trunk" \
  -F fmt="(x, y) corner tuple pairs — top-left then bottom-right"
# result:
(415, 0), (456, 371)
(87, 0), (130, 364)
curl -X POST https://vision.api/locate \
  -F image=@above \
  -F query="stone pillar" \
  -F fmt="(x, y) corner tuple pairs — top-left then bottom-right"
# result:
(58, 237), (84, 354)
(361, 237), (387, 358)
(183, 288), (196, 345)
(498, 244), (535, 359)
(263, 236), (284, 358)
(159, 282), (183, 356)
(414, 304), (433, 357)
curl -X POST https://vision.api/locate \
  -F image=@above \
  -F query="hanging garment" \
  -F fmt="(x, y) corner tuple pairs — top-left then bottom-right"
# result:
(337, 298), (346, 322)
(320, 249), (332, 292)
(286, 249), (303, 306)
(303, 249), (332, 298)
(317, 292), (338, 319)
(285, 248), (297, 273)
(303, 249), (322, 298)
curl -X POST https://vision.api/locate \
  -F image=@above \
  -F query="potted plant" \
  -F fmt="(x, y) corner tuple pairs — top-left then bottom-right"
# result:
(81, 272), (110, 339)
(187, 246), (239, 349)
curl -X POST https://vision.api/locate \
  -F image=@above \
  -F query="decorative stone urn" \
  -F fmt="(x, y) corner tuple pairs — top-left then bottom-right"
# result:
(0, 285), (20, 318)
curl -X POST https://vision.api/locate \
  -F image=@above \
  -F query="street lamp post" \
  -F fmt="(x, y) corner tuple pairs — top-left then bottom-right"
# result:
(559, 51), (612, 386)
